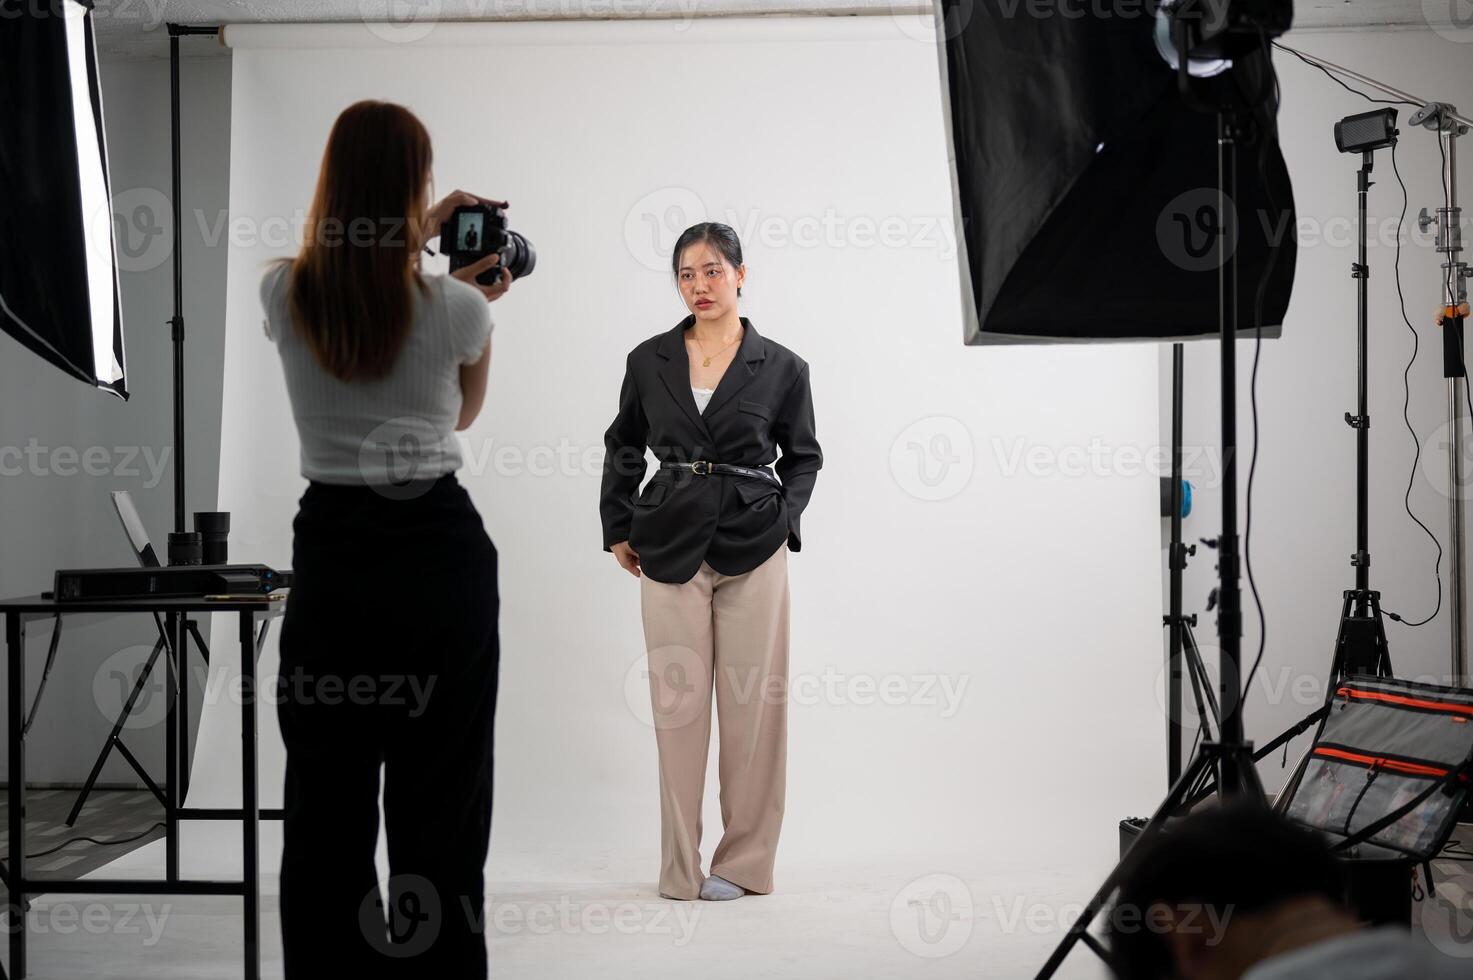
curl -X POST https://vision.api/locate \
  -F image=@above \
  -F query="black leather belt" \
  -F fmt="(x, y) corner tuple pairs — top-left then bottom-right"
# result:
(660, 461), (782, 487)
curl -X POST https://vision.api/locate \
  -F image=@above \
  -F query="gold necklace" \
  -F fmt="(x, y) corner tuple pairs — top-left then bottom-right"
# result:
(691, 329), (741, 367)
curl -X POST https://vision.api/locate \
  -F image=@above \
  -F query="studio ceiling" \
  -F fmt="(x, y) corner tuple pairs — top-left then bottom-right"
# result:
(89, 0), (1459, 60)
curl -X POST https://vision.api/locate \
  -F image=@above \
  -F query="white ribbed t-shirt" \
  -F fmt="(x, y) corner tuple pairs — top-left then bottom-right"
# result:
(260, 262), (493, 485)
(692, 386), (715, 413)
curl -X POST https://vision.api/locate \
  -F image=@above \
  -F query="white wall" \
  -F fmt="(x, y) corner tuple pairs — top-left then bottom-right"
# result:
(183, 16), (1165, 883)
(1169, 29), (1473, 793)
(0, 52), (232, 784)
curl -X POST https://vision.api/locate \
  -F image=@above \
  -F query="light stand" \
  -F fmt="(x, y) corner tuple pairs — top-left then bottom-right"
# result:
(167, 23), (220, 535)
(163, 24), (218, 805)
(1166, 346), (1190, 781)
(1331, 139), (1395, 682)
(1210, 133), (1405, 816)
(1277, 44), (1472, 686)
(64, 24), (221, 827)
(1166, 348), (1226, 784)
(1413, 102), (1473, 687)
(1037, 17), (1278, 969)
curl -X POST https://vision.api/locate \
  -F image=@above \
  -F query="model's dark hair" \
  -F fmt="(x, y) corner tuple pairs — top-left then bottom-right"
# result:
(672, 222), (744, 297)
(1108, 804), (1348, 980)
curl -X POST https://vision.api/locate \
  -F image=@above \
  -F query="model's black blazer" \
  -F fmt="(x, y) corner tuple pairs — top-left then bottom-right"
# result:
(600, 315), (822, 584)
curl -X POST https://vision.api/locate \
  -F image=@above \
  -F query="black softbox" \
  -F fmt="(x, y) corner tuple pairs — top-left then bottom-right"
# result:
(936, 1), (1297, 345)
(0, 0), (128, 396)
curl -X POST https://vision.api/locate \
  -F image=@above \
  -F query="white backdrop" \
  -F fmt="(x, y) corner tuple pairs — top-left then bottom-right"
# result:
(183, 17), (1164, 889)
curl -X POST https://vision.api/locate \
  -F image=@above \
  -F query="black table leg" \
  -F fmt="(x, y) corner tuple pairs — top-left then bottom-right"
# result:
(179, 615), (191, 801)
(164, 613), (180, 883)
(7, 612), (27, 979)
(240, 613), (260, 980)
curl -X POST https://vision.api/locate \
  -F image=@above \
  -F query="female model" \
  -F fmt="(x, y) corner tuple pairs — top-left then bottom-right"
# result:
(263, 100), (510, 976)
(599, 222), (823, 901)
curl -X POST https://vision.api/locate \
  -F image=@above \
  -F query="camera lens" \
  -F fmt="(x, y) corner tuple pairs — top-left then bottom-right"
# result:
(194, 511), (231, 565)
(504, 231), (536, 280)
(168, 531), (203, 567)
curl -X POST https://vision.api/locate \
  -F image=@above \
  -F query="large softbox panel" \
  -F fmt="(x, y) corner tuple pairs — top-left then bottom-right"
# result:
(936, 1), (1296, 345)
(0, 0), (128, 396)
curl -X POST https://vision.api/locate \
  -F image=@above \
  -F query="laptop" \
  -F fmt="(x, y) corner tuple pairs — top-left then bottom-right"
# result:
(110, 490), (161, 568)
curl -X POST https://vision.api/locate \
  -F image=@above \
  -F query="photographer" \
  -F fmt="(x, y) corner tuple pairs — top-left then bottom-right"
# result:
(260, 100), (510, 976)
(1109, 805), (1466, 980)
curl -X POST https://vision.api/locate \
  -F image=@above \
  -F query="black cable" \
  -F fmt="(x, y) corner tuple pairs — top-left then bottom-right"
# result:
(21, 821), (165, 861)
(1385, 139), (1445, 627)
(1240, 35), (1280, 705)
(1272, 43), (1420, 110)
(1441, 839), (1473, 859)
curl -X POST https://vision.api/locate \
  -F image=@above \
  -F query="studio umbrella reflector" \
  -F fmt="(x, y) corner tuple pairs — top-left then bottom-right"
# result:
(0, 0), (128, 396)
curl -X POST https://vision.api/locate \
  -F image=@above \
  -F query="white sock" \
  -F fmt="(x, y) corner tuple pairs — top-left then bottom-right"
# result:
(700, 875), (745, 901)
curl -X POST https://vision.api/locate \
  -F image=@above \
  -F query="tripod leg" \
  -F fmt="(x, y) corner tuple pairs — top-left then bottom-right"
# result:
(1035, 750), (1217, 979)
(186, 620), (211, 665)
(65, 632), (169, 827)
(1273, 744), (1316, 813)
(21, 616), (64, 738)
(1184, 654), (1212, 742)
(1367, 592), (1393, 678)
(1182, 624), (1222, 738)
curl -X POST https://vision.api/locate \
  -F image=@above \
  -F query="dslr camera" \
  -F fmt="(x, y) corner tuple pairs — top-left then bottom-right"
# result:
(439, 203), (537, 286)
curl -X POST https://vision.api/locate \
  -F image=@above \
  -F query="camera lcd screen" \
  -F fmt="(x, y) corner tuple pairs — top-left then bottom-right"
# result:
(456, 212), (486, 253)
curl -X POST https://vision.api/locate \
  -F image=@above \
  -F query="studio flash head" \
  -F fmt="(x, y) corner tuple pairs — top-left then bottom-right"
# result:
(440, 203), (537, 285)
(1334, 108), (1399, 154)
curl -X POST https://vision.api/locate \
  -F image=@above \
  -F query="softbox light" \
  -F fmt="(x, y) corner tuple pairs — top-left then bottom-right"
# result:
(935, 1), (1297, 345)
(0, 0), (128, 396)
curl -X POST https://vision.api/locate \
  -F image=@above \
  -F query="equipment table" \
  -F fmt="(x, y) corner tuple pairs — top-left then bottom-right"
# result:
(0, 594), (285, 980)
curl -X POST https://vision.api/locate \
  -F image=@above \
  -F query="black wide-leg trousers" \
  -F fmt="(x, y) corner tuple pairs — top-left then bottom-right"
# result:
(277, 474), (500, 978)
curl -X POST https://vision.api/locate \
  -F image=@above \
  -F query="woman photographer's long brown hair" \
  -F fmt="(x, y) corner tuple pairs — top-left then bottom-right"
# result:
(279, 101), (432, 381)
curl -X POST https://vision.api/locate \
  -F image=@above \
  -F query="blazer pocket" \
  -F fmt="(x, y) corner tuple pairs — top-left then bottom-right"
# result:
(635, 481), (669, 507)
(733, 478), (782, 505)
(738, 398), (772, 420)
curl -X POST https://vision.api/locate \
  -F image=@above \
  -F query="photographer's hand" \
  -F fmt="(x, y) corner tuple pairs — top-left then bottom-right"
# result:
(452, 254), (512, 303)
(425, 189), (509, 240)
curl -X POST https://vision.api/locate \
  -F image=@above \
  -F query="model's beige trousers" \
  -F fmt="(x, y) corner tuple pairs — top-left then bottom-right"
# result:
(639, 541), (790, 900)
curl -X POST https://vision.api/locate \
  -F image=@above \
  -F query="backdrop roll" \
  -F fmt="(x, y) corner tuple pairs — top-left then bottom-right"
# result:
(181, 16), (1164, 882)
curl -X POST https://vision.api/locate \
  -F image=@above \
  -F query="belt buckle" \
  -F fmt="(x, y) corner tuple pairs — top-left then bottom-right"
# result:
(691, 459), (711, 476)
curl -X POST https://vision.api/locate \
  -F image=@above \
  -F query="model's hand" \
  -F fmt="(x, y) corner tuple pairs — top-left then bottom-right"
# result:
(452, 254), (511, 302)
(611, 541), (641, 577)
(425, 189), (508, 239)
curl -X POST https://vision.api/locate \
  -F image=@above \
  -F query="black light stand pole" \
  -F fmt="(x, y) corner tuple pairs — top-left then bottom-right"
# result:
(1035, 104), (1267, 980)
(1212, 110), (1257, 796)
(167, 25), (218, 532)
(166, 22), (224, 533)
(1327, 147), (1392, 684)
(1167, 344), (1186, 784)
(1166, 344), (1224, 783)
(165, 23), (219, 805)
(1352, 152), (1371, 607)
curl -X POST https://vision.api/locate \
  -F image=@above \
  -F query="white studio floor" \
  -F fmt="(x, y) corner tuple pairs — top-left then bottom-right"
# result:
(2, 831), (1117, 980)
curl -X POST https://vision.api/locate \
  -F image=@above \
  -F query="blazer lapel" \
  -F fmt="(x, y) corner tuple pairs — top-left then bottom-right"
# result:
(701, 317), (766, 420)
(656, 316), (712, 441)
